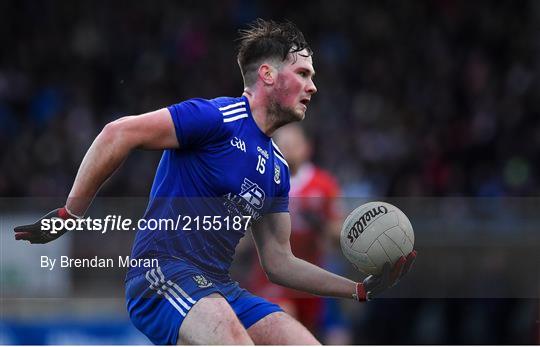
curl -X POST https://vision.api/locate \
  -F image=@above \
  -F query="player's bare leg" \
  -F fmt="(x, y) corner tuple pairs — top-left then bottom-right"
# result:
(247, 311), (320, 345)
(178, 293), (254, 345)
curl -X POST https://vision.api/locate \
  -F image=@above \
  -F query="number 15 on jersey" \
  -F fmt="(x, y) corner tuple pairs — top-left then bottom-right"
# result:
(256, 155), (266, 174)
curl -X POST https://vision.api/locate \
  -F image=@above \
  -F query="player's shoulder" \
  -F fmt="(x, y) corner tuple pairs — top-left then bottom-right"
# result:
(208, 96), (250, 124)
(210, 96), (246, 109)
(172, 95), (244, 113)
(188, 95), (248, 120)
(178, 96), (249, 123)
(167, 96), (247, 146)
(169, 97), (220, 120)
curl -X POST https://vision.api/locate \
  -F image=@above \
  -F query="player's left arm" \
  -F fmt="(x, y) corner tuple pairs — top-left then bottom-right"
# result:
(251, 212), (416, 301)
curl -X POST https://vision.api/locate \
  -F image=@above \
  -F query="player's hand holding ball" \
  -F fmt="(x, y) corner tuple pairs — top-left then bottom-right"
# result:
(340, 201), (417, 301)
(14, 207), (79, 244)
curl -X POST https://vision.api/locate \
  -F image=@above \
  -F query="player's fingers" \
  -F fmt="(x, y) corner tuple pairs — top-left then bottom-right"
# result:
(362, 274), (375, 289)
(400, 250), (417, 278)
(390, 256), (406, 285)
(392, 256), (406, 277)
(15, 231), (33, 240)
(14, 224), (35, 232)
(364, 264), (386, 292)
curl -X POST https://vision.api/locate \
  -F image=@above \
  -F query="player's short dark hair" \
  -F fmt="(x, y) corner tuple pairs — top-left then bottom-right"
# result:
(237, 19), (312, 86)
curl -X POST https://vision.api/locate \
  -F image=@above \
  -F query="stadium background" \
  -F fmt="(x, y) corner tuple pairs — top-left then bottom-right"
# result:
(1, 0), (539, 344)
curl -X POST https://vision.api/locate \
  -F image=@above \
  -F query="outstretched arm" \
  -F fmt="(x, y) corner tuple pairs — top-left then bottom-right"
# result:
(14, 108), (179, 243)
(251, 212), (416, 301)
(251, 212), (357, 299)
(67, 108), (178, 216)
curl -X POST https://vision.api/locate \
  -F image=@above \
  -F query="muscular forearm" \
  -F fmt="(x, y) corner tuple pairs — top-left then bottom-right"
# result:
(267, 254), (357, 299)
(66, 122), (133, 216)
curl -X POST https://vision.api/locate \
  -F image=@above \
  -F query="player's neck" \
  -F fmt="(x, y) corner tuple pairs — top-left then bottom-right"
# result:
(243, 90), (279, 137)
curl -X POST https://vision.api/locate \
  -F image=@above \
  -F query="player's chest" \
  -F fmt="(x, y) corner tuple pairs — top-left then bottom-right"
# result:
(203, 136), (283, 196)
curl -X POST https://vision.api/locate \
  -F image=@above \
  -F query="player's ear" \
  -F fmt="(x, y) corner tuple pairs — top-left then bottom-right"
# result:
(258, 64), (276, 86)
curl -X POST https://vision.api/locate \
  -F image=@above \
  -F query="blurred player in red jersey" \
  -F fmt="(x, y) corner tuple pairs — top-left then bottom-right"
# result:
(247, 123), (347, 340)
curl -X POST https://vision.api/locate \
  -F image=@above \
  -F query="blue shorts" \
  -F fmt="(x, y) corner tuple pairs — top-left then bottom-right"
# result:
(125, 260), (282, 345)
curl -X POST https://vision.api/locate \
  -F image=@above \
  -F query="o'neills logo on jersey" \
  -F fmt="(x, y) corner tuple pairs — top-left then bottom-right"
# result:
(274, 163), (281, 184)
(347, 206), (388, 244)
(257, 146), (269, 159)
(240, 178), (265, 209)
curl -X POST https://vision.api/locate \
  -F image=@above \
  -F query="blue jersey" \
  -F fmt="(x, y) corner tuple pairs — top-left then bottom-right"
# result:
(127, 96), (290, 281)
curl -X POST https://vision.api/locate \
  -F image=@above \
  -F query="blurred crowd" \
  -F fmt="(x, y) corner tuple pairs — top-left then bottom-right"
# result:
(1, 0), (539, 344)
(2, 0), (540, 197)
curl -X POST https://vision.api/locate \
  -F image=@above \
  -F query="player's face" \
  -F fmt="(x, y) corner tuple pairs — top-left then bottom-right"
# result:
(271, 49), (317, 121)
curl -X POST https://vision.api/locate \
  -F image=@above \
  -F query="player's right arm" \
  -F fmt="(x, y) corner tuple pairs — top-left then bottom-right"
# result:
(14, 108), (178, 243)
(66, 108), (178, 216)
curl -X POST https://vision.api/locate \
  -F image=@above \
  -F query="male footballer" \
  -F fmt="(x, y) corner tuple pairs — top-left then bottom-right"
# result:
(15, 19), (416, 345)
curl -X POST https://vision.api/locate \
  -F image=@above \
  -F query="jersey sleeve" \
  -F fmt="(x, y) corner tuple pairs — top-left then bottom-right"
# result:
(167, 99), (228, 148)
(267, 166), (290, 214)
